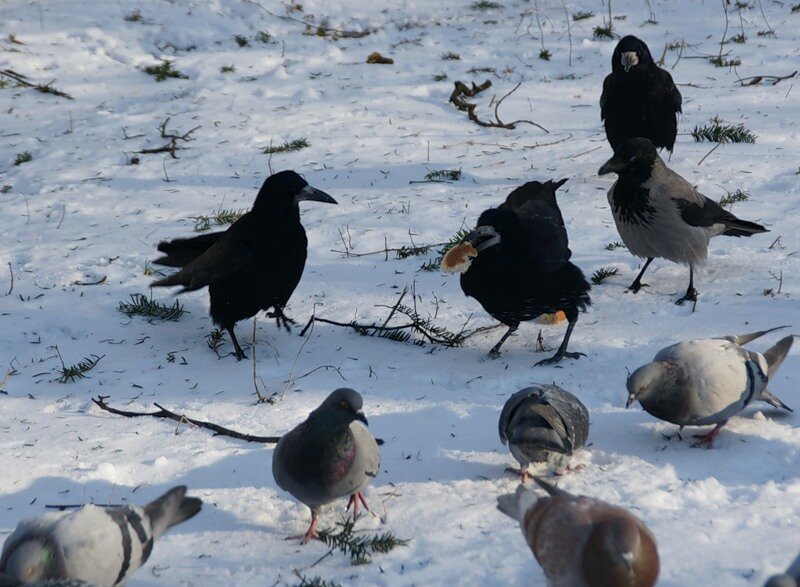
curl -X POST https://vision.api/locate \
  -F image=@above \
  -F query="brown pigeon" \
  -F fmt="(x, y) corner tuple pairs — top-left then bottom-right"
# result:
(497, 478), (659, 587)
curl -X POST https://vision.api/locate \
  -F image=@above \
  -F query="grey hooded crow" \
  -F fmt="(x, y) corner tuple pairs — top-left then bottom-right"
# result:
(600, 35), (682, 152)
(443, 179), (591, 365)
(152, 170), (336, 359)
(599, 138), (767, 305)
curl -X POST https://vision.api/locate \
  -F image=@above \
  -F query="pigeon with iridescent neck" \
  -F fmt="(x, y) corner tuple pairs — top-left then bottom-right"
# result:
(272, 388), (380, 544)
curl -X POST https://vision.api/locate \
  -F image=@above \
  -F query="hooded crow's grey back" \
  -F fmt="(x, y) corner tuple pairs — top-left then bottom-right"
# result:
(152, 170), (337, 360)
(626, 327), (794, 447)
(599, 138), (767, 305)
(454, 179), (591, 365)
(600, 35), (682, 152)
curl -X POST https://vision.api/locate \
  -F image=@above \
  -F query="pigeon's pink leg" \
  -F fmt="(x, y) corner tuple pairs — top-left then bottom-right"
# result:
(286, 511), (320, 544)
(347, 492), (371, 520)
(691, 422), (725, 448)
(504, 467), (530, 482)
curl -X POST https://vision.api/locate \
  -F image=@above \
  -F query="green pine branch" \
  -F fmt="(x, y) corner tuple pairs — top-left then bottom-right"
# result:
(57, 353), (104, 383)
(118, 293), (186, 321)
(317, 518), (410, 565)
(691, 119), (756, 143)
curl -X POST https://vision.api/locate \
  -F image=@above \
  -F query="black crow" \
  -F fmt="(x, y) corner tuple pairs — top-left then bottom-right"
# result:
(599, 138), (768, 305)
(600, 35), (682, 152)
(152, 170), (336, 359)
(443, 179), (591, 365)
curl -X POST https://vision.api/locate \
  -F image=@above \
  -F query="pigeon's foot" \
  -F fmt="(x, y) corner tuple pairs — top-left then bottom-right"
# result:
(554, 463), (585, 476)
(535, 351), (586, 367)
(286, 519), (320, 545)
(691, 424), (722, 449)
(504, 466), (530, 482)
(675, 287), (699, 307)
(627, 281), (649, 294)
(346, 491), (371, 521)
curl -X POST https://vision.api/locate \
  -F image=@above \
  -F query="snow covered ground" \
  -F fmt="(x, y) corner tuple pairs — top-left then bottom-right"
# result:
(1, 0), (799, 584)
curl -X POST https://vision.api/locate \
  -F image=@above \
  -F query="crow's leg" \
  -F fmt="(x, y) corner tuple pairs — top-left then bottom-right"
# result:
(675, 266), (699, 307)
(226, 325), (248, 360)
(535, 313), (585, 366)
(628, 257), (654, 293)
(488, 325), (518, 359)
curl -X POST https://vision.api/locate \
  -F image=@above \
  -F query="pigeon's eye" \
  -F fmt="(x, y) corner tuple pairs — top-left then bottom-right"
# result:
(340, 400), (349, 409)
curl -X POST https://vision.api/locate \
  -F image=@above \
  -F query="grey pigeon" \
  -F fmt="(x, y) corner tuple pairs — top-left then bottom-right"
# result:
(0, 486), (201, 586)
(627, 327), (794, 447)
(272, 388), (380, 544)
(497, 477), (659, 587)
(766, 551), (800, 586)
(498, 385), (589, 480)
(599, 138), (767, 305)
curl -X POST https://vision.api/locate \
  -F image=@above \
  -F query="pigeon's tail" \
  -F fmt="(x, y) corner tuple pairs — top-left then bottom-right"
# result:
(533, 476), (571, 497)
(719, 214), (768, 238)
(145, 486), (202, 540)
(496, 485), (539, 522)
(761, 389), (793, 413)
(764, 335), (795, 379)
(727, 325), (790, 347)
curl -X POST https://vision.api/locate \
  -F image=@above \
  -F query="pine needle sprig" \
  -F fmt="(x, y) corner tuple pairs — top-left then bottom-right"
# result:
(393, 304), (467, 347)
(57, 354), (104, 383)
(317, 518), (410, 565)
(423, 168), (462, 181)
(191, 208), (247, 231)
(691, 119), (756, 143)
(118, 293), (186, 321)
(396, 244), (434, 259)
(591, 266), (620, 285)
(292, 573), (343, 587)
(421, 227), (471, 271)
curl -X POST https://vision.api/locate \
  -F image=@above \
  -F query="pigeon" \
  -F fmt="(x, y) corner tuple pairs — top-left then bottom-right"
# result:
(152, 170), (337, 360)
(599, 138), (768, 305)
(498, 384), (589, 480)
(497, 477), (659, 587)
(0, 576), (96, 587)
(627, 326), (794, 447)
(444, 179), (591, 365)
(0, 486), (201, 586)
(600, 35), (682, 152)
(765, 552), (800, 587)
(272, 388), (380, 544)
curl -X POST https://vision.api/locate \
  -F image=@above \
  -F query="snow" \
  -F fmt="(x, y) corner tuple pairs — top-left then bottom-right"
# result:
(1, 0), (798, 585)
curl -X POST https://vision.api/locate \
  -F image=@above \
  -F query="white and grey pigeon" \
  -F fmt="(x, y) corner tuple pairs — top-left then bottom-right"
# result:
(598, 137), (768, 306)
(272, 388), (381, 544)
(765, 551), (800, 587)
(497, 477), (660, 587)
(0, 486), (201, 586)
(0, 576), (96, 587)
(498, 384), (589, 480)
(626, 326), (794, 447)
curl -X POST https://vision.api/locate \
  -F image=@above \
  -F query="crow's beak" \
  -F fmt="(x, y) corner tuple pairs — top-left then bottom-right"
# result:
(625, 393), (636, 409)
(620, 51), (638, 73)
(598, 154), (627, 176)
(463, 225), (501, 252)
(296, 185), (337, 204)
(354, 410), (368, 426)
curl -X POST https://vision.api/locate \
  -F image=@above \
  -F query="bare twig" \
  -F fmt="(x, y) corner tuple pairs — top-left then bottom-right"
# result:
(449, 80), (548, 132)
(92, 396), (281, 443)
(5, 262), (13, 296)
(252, 316), (269, 403)
(560, 0), (573, 67)
(736, 71), (797, 87)
(136, 117), (200, 159)
(697, 141), (722, 166)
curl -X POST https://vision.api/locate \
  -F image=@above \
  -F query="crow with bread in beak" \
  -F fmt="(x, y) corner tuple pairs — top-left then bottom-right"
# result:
(442, 179), (591, 365)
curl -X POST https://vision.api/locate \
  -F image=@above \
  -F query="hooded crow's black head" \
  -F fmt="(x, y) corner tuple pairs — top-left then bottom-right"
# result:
(253, 170), (337, 213)
(598, 137), (658, 179)
(612, 35), (655, 74)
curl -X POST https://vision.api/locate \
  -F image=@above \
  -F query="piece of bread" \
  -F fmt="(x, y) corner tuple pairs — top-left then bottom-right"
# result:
(441, 242), (478, 273)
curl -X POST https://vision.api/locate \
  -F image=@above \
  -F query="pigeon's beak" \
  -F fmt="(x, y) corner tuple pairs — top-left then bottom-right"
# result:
(620, 51), (639, 73)
(463, 225), (501, 252)
(598, 154), (627, 176)
(625, 393), (636, 409)
(354, 410), (369, 426)
(296, 185), (337, 204)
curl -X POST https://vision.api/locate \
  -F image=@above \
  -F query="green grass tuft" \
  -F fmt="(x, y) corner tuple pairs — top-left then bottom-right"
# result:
(220, 64), (236, 73)
(14, 151), (32, 166)
(572, 10), (594, 21)
(539, 49), (551, 61)
(432, 71), (449, 81)
(424, 168), (462, 181)
(718, 189), (750, 207)
(604, 241), (626, 251)
(708, 55), (742, 67)
(143, 60), (188, 81)
(593, 23), (614, 39)
(441, 51), (461, 60)
(469, 0), (503, 9)
(234, 34), (249, 47)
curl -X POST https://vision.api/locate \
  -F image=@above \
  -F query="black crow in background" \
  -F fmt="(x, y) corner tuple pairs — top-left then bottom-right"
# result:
(443, 179), (591, 366)
(600, 35), (682, 152)
(152, 170), (336, 360)
(599, 138), (767, 305)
